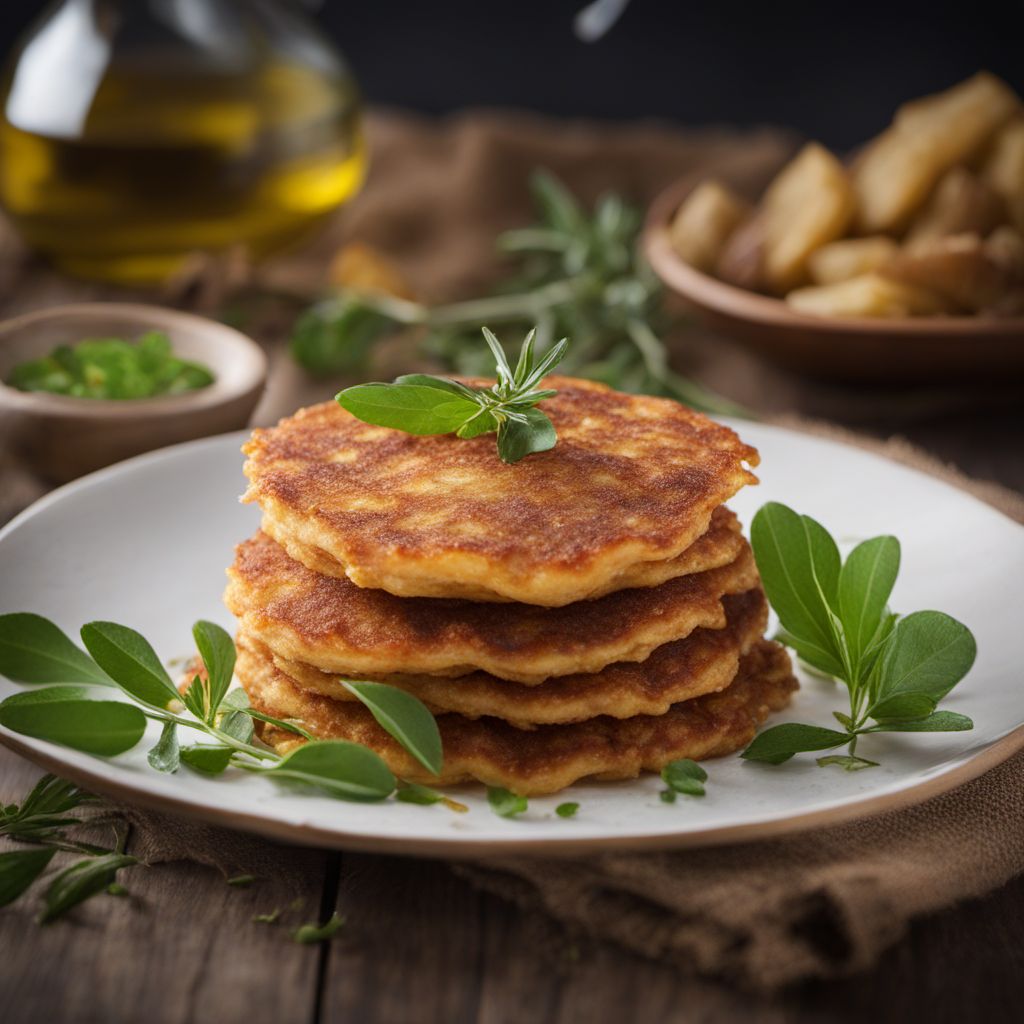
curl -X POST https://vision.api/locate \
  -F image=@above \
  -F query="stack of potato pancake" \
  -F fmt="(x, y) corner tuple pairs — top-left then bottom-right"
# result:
(226, 377), (796, 795)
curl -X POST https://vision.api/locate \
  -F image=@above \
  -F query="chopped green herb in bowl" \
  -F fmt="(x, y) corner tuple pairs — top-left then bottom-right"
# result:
(5, 331), (215, 400)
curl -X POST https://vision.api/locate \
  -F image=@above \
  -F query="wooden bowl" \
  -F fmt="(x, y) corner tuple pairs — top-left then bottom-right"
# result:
(0, 303), (267, 482)
(644, 178), (1024, 383)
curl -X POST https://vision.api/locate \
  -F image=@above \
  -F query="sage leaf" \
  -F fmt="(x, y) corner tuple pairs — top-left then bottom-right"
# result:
(395, 782), (444, 805)
(487, 786), (528, 817)
(661, 758), (708, 796)
(496, 408), (556, 464)
(192, 620), (235, 720)
(0, 613), (111, 686)
(80, 621), (178, 709)
(394, 374), (478, 400)
(0, 689), (146, 756)
(147, 721), (180, 773)
(218, 688), (255, 744)
(875, 611), (976, 705)
(0, 847), (56, 907)
(837, 536), (900, 662)
(455, 407), (499, 439)
(267, 741), (395, 801)
(180, 745), (234, 775)
(816, 754), (879, 771)
(341, 681), (443, 776)
(866, 711), (974, 733)
(39, 853), (137, 923)
(750, 504), (845, 678)
(336, 383), (481, 435)
(741, 723), (850, 765)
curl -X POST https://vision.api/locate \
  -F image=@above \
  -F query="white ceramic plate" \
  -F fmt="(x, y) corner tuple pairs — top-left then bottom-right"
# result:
(1, 425), (1022, 856)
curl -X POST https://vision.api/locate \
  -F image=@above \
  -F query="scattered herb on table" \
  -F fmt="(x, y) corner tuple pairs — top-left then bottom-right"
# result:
(0, 613), (443, 804)
(292, 169), (744, 417)
(292, 912), (345, 944)
(0, 774), (137, 921)
(742, 502), (976, 770)
(337, 326), (566, 463)
(5, 331), (215, 399)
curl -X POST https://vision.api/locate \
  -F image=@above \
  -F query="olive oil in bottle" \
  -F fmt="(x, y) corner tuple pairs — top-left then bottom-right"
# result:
(0, 0), (365, 284)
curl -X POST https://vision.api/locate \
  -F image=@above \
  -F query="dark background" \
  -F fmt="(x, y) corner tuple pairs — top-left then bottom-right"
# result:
(0, 0), (1021, 149)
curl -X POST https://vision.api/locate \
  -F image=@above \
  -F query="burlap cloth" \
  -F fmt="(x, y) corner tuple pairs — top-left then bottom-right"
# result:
(2, 110), (1023, 991)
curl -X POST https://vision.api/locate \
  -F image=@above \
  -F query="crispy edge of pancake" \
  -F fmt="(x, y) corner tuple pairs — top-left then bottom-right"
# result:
(242, 638), (796, 796)
(256, 588), (769, 728)
(224, 537), (761, 685)
(264, 505), (746, 604)
(242, 380), (759, 607)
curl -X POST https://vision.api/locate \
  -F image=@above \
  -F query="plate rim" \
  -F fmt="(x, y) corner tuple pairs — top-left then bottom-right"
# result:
(1, 425), (1022, 858)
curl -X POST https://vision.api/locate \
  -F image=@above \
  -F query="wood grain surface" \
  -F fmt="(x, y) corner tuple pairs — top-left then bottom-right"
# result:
(3, 735), (1024, 1024)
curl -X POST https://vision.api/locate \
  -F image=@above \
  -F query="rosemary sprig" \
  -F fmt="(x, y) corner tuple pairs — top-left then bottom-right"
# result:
(292, 169), (746, 417)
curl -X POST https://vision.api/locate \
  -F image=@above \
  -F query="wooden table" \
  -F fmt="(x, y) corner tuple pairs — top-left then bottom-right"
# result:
(2, 409), (1022, 1024)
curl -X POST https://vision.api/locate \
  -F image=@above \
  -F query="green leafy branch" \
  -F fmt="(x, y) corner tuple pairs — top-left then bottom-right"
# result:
(292, 169), (746, 418)
(0, 613), (443, 802)
(742, 503), (976, 770)
(336, 326), (566, 463)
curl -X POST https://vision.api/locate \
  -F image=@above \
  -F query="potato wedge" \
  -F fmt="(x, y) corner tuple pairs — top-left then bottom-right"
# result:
(669, 181), (750, 273)
(786, 273), (950, 318)
(982, 118), (1024, 232)
(882, 233), (1012, 312)
(715, 215), (767, 292)
(808, 236), (899, 285)
(853, 72), (1020, 233)
(757, 143), (855, 293)
(905, 167), (1005, 251)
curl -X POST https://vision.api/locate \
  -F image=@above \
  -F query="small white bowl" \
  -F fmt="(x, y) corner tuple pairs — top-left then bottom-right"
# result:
(0, 303), (267, 482)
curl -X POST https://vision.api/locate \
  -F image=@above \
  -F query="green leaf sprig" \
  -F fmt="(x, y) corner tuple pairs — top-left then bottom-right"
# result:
(336, 327), (566, 464)
(292, 169), (746, 418)
(742, 503), (977, 770)
(0, 613), (444, 805)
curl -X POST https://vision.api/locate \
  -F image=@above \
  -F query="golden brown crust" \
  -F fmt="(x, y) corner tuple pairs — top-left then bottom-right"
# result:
(241, 377), (759, 605)
(256, 588), (768, 727)
(240, 639), (797, 796)
(225, 529), (760, 685)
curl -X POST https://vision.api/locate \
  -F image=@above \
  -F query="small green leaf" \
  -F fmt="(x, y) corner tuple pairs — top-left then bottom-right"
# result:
(341, 681), (443, 776)
(0, 689), (146, 756)
(267, 741), (396, 801)
(555, 802), (579, 818)
(0, 847), (56, 907)
(192, 621), (235, 720)
(147, 721), (180, 773)
(875, 611), (976, 705)
(0, 613), (112, 686)
(487, 786), (528, 818)
(869, 692), (936, 722)
(234, 707), (315, 741)
(837, 536), (900, 664)
(180, 745), (234, 775)
(496, 408), (557, 463)
(181, 676), (206, 720)
(832, 711), (854, 729)
(336, 383), (481, 435)
(866, 711), (974, 733)
(659, 789), (677, 804)
(455, 407), (499, 439)
(481, 326), (515, 388)
(816, 754), (879, 771)
(80, 622), (178, 709)
(253, 909), (281, 925)
(292, 912), (345, 944)
(741, 723), (850, 765)
(661, 759), (708, 797)
(749, 504), (845, 678)
(219, 688), (255, 744)
(395, 782), (444, 805)
(39, 853), (137, 923)
(394, 374), (480, 400)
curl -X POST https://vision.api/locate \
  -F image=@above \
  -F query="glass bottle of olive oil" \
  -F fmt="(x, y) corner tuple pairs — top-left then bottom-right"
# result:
(0, 0), (365, 284)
